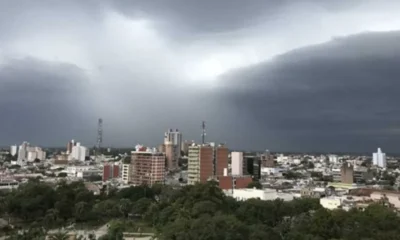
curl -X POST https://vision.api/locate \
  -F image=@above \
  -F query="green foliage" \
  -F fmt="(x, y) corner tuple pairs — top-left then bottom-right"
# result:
(87, 175), (102, 182)
(247, 181), (262, 189)
(48, 231), (69, 240)
(0, 180), (160, 231)
(99, 220), (136, 240)
(3, 180), (400, 240)
(4, 153), (17, 162)
(5, 226), (47, 240)
(285, 171), (303, 179)
(307, 162), (315, 169)
(122, 156), (131, 164)
(57, 172), (67, 177)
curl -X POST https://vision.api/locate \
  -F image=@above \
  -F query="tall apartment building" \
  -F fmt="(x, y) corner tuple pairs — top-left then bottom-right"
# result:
(231, 152), (244, 176)
(165, 141), (177, 170)
(66, 139), (75, 154)
(71, 142), (88, 161)
(188, 143), (229, 185)
(215, 145), (228, 177)
(243, 153), (261, 180)
(131, 146), (165, 186)
(181, 140), (191, 156)
(17, 142), (29, 164)
(121, 163), (132, 184)
(26, 147), (46, 161)
(17, 142), (46, 164)
(164, 129), (182, 152)
(188, 144), (213, 184)
(261, 150), (275, 167)
(10, 145), (17, 156)
(158, 144), (166, 153)
(164, 129), (182, 169)
(341, 163), (354, 184)
(373, 148), (387, 168)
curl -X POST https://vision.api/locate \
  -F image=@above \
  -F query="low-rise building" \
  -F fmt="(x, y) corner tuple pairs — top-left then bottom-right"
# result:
(103, 162), (120, 181)
(225, 188), (295, 201)
(320, 196), (342, 210)
(261, 167), (284, 176)
(300, 187), (325, 198)
(65, 166), (93, 177)
(218, 175), (252, 190)
(76, 169), (102, 179)
(0, 178), (19, 190)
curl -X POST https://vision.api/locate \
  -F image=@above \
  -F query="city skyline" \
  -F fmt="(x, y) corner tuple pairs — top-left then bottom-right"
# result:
(1, 1), (400, 152)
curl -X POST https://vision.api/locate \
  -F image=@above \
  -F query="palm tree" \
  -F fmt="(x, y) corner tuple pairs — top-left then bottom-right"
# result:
(48, 230), (70, 240)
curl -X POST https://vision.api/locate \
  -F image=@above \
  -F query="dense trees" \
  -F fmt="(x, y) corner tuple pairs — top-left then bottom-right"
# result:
(247, 181), (262, 189)
(2, 180), (400, 239)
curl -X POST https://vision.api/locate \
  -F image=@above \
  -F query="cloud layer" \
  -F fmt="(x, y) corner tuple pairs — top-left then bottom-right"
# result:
(220, 31), (400, 152)
(1, 0), (400, 152)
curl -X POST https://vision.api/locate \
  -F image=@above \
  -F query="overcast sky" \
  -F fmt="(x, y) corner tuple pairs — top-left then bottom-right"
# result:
(1, 0), (400, 152)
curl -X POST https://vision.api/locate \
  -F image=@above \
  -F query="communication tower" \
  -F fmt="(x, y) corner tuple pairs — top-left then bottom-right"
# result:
(96, 118), (103, 157)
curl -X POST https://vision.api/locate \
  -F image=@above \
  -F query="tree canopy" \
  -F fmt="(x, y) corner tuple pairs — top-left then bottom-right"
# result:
(1, 180), (400, 240)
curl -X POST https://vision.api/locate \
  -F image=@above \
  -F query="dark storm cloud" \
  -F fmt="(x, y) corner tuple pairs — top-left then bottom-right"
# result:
(109, 0), (283, 34)
(219, 31), (400, 152)
(1, 0), (400, 151)
(0, 58), (95, 146)
(108, 0), (366, 39)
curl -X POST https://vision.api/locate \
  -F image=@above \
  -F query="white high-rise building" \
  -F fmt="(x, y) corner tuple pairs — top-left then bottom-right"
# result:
(231, 152), (244, 176)
(17, 142), (46, 164)
(26, 146), (46, 162)
(10, 145), (17, 156)
(17, 142), (29, 165)
(27, 151), (37, 161)
(328, 155), (339, 164)
(372, 148), (386, 168)
(71, 142), (88, 161)
(164, 129), (182, 157)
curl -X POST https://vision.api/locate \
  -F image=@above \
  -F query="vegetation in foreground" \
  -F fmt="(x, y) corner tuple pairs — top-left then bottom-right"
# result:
(1, 179), (400, 239)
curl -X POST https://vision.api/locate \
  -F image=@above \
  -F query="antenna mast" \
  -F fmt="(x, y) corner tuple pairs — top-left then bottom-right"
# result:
(96, 118), (103, 159)
(201, 121), (206, 144)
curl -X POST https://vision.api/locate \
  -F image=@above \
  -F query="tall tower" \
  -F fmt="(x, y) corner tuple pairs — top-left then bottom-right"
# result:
(97, 118), (103, 154)
(201, 121), (206, 144)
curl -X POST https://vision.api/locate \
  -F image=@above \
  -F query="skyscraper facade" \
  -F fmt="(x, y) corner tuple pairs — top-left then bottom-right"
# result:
(164, 129), (182, 153)
(243, 153), (261, 180)
(164, 141), (177, 169)
(372, 148), (387, 168)
(17, 142), (46, 164)
(215, 144), (229, 177)
(231, 152), (244, 176)
(66, 140), (74, 154)
(17, 142), (29, 164)
(187, 143), (229, 185)
(71, 142), (88, 161)
(340, 162), (354, 184)
(10, 145), (17, 156)
(164, 129), (182, 169)
(261, 150), (275, 167)
(188, 144), (214, 184)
